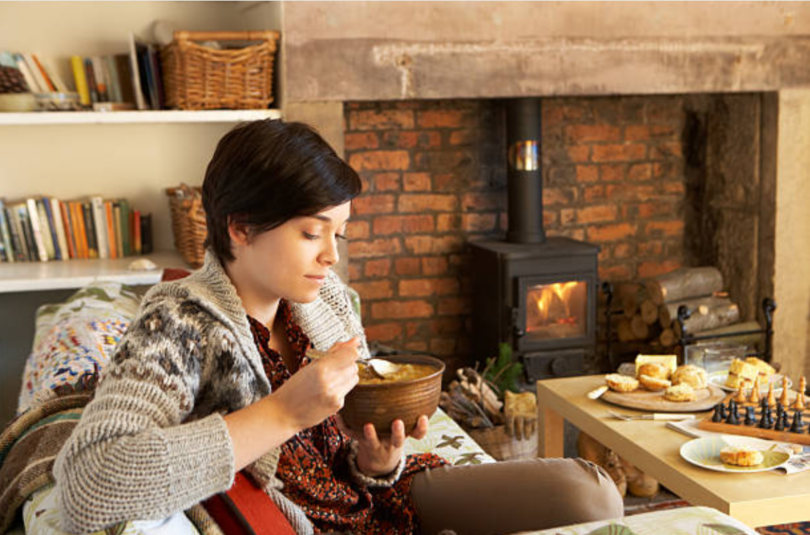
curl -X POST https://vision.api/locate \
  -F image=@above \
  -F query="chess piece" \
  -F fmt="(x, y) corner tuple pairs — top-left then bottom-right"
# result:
(725, 403), (740, 425)
(766, 381), (776, 408)
(774, 411), (786, 431)
(795, 391), (806, 411)
(749, 376), (761, 404)
(790, 410), (805, 433)
(734, 384), (747, 403)
(780, 378), (790, 407)
(760, 397), (769, 412)
(794, 377), (807, 411)
(759, 407), (772, 429)
(744, 406), (756, 426)
(712, 403), (725, 423)
(781, 410), (790, 430)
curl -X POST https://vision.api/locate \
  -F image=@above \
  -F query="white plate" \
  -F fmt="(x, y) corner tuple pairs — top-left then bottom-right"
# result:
(680, 435), (791, 473)
(708, 372), (791, 393)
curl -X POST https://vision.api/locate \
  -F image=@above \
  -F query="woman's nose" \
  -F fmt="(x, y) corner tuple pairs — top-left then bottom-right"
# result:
(320, 237), (339, 265)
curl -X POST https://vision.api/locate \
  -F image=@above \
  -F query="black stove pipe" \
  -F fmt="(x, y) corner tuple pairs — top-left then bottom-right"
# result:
(505, 98), (545, 244)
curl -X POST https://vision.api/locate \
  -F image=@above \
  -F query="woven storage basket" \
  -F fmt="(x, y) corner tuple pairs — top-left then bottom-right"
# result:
(161, 30), (279, 110)
(166, 185), (207, 268)
(467, 425), (538, 461)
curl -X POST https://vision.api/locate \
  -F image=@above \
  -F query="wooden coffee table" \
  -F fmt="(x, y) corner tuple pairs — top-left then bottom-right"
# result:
(536, 374), (810, 528)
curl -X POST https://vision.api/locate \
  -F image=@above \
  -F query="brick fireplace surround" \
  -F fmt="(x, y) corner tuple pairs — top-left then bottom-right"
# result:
(278, 2), (810, 380)
(344, 97), (691, 373)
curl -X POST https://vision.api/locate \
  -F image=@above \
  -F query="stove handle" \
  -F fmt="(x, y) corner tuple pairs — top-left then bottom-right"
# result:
(511, 307), (525, 339)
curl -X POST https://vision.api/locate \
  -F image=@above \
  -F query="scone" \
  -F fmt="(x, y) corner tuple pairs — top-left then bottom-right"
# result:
(663, 383), (696, 402)
(672, 365), (707, 389)
(638, 374), (671, 392)
(606, 374), (639, 393)
(638, 362), (670, 380)
(745, 357), (776, 378)
(725, 359), (759, 389)
(720, 445), (764, 467)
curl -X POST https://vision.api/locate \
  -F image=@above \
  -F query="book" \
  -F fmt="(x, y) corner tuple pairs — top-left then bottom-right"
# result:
(71, 55), (91, 106)
(70, 201), (87, 259)
(147, 44), (164, 110)
(13, 53), (41, 93)
(50, 198), (70, 261)
(115, 54), (136, 105)
(119, 199), (130, 256)
(113, 202), (123, 257)
(131, 209), (142, 255)
(83, 58), (99, 104)
(59, 200), (76, 259)
(137, 44), (155, 110)
(81, 202), (98, 259)
(89, 196), (109, 259)
(0, 200), (13, 263)
(21, 53), (49, 93)
(91, 56), (108, 102)
(30, 54), (56, 92)
(25, 198), (48, 262)
(140, 213), (153, 254)
(15, 204), (37, 261)
(42, 57), (69, 93)
(36, 198), (56, 260)
(105, 55), (122, 102)
(128, 31), (148, 110)
(105, 200), (117, 258)
(7, 204), (28, 262)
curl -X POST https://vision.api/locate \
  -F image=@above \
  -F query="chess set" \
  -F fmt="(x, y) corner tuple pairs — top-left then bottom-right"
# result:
(697, 376), (810, 445)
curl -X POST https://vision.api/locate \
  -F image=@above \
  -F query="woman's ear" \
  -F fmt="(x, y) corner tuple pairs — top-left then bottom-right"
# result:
(227, 216), (251, 247)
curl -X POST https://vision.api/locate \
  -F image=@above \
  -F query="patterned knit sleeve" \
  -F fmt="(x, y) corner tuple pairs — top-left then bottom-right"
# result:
(53, 297), (235, 534)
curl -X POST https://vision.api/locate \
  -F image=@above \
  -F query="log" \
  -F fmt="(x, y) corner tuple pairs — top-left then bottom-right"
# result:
(658, 296), (733, 328)
(659, 328), (677, 347)
(620, 285), (646, 319)
(617, 318), (636, 342)
(646, 267), (724, 305)
(630, 315), (649, 340)
(640, 299), (659, 325)
(674, 301), (741, 337)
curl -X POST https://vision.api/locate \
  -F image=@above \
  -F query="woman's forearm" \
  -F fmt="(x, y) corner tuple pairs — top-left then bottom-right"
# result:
(224, 394), (301, 471)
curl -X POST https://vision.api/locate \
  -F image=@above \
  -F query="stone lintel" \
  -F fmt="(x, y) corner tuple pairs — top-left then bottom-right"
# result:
(284, 37), (810, 102)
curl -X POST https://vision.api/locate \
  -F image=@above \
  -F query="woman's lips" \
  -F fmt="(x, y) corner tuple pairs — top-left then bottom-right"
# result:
(305, 275), (326, 285)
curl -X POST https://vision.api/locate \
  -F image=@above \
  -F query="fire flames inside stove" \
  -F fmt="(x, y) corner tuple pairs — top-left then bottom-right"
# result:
(526, 281), (587, 339)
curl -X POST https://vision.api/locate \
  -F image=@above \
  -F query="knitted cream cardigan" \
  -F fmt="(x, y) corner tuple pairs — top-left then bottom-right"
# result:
(54, 250), (370, 534)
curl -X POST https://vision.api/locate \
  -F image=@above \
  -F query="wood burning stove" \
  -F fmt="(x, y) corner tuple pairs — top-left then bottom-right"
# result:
(470, 98), (600, 381)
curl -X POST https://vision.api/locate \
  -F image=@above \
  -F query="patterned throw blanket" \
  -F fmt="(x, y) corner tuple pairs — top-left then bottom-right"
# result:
(0, 383), (94, 534)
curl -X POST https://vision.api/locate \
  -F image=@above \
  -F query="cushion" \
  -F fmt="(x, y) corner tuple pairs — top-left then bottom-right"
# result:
(17, 282), (142, 415)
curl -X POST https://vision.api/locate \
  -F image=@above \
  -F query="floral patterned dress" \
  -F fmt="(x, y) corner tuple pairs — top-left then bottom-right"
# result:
(248, 300), (447, 534)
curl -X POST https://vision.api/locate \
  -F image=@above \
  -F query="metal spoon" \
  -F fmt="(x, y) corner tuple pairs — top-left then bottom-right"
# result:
(306, 349), (398, 380)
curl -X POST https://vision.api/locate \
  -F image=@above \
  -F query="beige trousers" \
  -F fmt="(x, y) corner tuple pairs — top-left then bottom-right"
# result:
(410, 457), (624, 535)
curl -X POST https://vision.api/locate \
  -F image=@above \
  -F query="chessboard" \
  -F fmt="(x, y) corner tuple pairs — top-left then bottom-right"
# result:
(697, 388), (810, 445)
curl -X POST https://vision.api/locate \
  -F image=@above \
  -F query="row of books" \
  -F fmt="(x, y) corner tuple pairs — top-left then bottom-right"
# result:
(0, 51), (70, 94)
(0, 197), (153, 263)
(2, 31), (165, 111)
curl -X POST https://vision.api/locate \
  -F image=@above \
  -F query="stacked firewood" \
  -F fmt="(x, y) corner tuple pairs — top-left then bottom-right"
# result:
(440, 368), (504, 429)
(615, 266), (759, 349)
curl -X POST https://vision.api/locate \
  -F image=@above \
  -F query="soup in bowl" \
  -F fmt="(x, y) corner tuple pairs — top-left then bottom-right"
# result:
(340, 354), (445, 436)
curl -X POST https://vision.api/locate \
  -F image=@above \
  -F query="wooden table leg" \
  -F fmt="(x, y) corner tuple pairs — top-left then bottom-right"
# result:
(539, 407), (564, 458)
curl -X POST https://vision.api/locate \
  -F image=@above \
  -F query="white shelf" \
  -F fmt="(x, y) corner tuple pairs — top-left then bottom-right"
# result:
(0, 251), (189, 293)
(0, 109), (282, 126)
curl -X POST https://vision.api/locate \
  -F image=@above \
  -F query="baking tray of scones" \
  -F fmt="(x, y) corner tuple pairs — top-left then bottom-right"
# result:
(601, 361), (726, 413)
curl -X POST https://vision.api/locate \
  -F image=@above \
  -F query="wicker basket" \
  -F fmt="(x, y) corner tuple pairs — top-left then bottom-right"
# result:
(467, 425), (538, 461)
(166, 185), (207, 268)
(161, 30), (280, 110)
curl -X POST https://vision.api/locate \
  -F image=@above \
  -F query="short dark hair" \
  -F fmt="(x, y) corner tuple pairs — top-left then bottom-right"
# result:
(202, 119), (362, 263)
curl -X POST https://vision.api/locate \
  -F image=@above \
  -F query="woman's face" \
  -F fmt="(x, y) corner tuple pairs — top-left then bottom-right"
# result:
(231, 201), (351, 304)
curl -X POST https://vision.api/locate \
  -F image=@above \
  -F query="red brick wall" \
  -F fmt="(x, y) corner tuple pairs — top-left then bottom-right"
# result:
(344, 97), (686, 370)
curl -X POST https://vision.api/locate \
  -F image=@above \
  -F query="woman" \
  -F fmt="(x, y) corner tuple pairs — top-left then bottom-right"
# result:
(55, 120), (622, 535)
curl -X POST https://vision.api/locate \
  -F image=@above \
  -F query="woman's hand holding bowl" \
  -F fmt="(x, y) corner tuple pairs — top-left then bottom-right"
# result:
(339, 414), (430, 477)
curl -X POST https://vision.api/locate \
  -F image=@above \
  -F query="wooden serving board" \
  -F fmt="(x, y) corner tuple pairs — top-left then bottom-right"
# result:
(601, 384), (726, 413)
